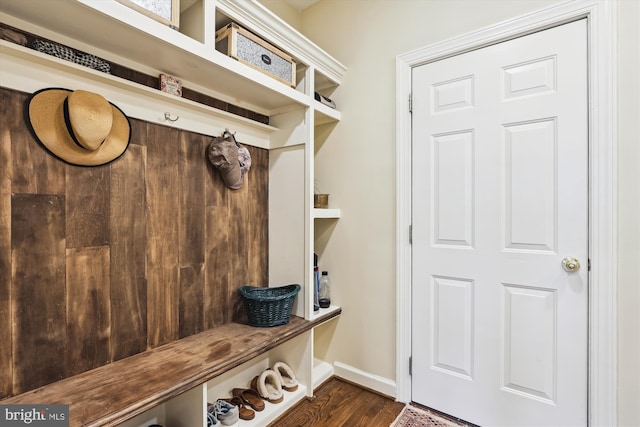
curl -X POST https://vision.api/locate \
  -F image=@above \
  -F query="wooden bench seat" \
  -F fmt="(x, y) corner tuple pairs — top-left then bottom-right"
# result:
(2, 310), (340, 427)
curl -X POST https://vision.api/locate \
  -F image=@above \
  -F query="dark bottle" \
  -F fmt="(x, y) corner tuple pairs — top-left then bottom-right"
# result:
(314, 253), (320, 311)
(318, 271), (331, 308)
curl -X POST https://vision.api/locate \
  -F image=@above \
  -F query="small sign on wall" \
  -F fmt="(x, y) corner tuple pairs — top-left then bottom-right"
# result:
(117, 0), (180, 30)
(160, 73), (183, 97)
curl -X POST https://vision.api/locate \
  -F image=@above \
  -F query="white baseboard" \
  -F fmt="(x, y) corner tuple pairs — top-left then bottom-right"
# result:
(313, 358), (335, 390)
(333, 361), (397, 399)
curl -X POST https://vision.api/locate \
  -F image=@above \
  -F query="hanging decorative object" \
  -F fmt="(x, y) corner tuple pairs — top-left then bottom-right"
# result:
(27, 88), (131, 166)
(207, 129), (252, 190)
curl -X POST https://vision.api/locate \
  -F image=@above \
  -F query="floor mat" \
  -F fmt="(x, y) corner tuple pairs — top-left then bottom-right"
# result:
(390, 404), (467, 427)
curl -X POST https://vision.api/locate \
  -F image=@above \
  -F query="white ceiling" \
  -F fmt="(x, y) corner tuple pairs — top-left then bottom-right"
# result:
(283, 0), (320, 12)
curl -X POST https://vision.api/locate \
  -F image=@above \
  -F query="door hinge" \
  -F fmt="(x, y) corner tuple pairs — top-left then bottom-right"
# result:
(409, 356), (412, 375)
(588, 258), (591, 272)
(409, 93), (412, 113)
(409, 225), (413, 244)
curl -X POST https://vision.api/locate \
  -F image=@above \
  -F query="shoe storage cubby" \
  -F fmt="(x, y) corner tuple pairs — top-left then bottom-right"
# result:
(205, 333), (312, 426)
(117, 332), (312, 427)
(0, 0), (344, 425)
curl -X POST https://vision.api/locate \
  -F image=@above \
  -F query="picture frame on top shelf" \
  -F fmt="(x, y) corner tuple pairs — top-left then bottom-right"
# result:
(117, 0), (180, 30)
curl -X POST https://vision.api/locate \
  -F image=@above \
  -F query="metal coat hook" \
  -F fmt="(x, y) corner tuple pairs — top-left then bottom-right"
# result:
(164, 112), (179, 122)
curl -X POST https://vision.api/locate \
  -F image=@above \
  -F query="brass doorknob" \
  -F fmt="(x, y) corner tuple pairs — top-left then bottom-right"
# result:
(561, 257), (580, 272)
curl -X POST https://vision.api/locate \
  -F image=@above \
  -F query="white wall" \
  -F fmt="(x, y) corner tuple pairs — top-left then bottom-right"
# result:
(616, 1), (640, 425)
(261, 0), (640, 424)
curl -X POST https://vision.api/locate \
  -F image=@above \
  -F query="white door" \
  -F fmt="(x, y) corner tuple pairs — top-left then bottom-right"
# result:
(411, 20), (588, 426)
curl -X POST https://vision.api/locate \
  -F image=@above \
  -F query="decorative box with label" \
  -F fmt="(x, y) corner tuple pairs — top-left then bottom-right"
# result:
(215, 23), (296, 88)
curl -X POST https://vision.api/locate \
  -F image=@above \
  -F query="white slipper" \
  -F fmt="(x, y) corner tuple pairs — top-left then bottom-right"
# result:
(251, 369), (283, 403)
(273, 361), (299, 392)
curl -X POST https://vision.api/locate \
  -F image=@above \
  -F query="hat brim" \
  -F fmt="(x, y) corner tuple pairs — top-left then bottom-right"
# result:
(27, 88), (131, 166)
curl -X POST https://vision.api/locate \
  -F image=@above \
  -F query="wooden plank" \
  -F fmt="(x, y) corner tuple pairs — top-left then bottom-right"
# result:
(65, 165), (110, 248)
(204, 132), (230, 327)
(177, 131), (206, 337)
(246, 146), (269, 288)
(2, 312), (340, 427)
(205, 205), (231, 328)
(109, 143), (148, 361)
(143, 120), (179, 348)
(0, 87), (14, 398)
(10, 90), (65, 196)
(204, 134), (228, 208)
(178, 131), (206, 266)
(65, 247), (111, 377)
(179, 265), (204, 338)
(228, 173), (250, 323)
(11, 194), (66, 394)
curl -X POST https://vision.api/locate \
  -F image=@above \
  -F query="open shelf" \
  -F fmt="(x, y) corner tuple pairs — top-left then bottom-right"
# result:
(310, 305), (341, 324)
(313, 208), (342, 219)
(0, 40), (278, 149)
(0, 0), (308, 114)
(314, 102), (341, 125)
(239, 386), (307, 426)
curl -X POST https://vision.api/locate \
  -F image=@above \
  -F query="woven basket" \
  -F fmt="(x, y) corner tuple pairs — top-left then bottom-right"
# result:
(238, 284), (301, 327)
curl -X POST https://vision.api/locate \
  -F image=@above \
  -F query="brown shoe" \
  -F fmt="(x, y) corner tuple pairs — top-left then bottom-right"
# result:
(223, 396), (255, 420)
(232, 387), (265, 412)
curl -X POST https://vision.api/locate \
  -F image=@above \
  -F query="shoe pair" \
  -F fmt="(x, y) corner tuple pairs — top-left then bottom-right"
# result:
(207, 399), (239, 426)
(250, 362), (299, 404)
(221, 396), (256, 421)
(273, 361), (299, 392)
(231, 387), (265, 413)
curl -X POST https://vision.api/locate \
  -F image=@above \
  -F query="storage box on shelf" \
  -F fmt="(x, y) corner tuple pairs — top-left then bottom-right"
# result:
(215, 22), (296, 88)
(0, 0), (346, 425)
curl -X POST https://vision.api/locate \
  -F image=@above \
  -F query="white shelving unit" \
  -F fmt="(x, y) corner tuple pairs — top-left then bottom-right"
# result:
(313, 208), (342, 219)
(0, 0), (345, 425)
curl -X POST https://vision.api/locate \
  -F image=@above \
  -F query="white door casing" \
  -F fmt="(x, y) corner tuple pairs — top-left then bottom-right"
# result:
(395, 1), (617, 426)
(411, 19), (587, 426)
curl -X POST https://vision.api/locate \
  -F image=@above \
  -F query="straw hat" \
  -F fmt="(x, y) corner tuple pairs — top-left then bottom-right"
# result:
(27, 88), (131, 166)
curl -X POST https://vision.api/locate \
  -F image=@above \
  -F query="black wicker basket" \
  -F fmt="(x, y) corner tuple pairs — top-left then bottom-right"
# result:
(238, 284), (301, 327)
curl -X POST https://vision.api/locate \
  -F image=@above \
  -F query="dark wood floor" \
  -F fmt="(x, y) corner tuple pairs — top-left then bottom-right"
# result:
(269, 377), (405, 427)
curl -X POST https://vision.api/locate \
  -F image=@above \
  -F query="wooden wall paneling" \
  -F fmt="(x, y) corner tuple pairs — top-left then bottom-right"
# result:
(246, 147), (269, 288)
(65, 247), (111, 376)
(178, 264), (204, 337)
(9, 90), (65, 196)
(228, 183), (250, 323)
(143, 120), (180, 348)
(177, 131), (206, 338)
(109, 143), (148, 361)
(204, 134), (228, 209)
(204, 137), (230, 328)
(65, 166), (110, 248)
(205, 205), (232, 328)
(0, 87), (271, 397)
(11, 194), (66, 394)
(0, 87), (14, 398)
